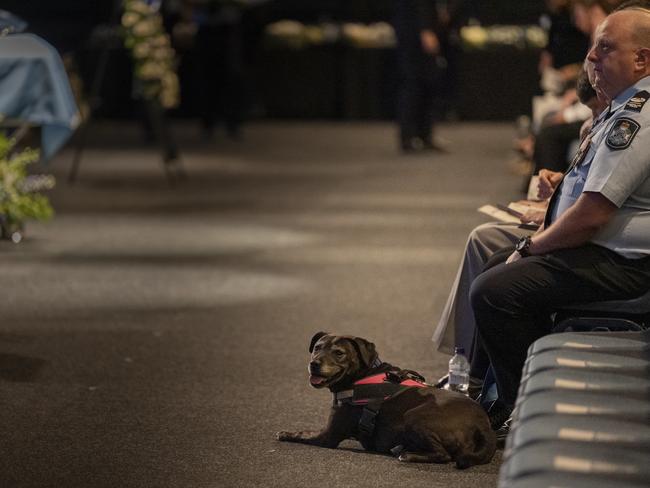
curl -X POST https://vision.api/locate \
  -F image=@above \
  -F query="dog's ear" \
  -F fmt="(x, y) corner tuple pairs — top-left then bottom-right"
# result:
(309, 331), (329, 352)
(348, 337), (377, 369)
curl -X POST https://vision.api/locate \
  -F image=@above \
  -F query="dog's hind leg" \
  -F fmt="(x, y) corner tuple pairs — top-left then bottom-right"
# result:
(453, 426), (497, 469)
(397, 401), (452, 463)
(396, 429), (451, 463)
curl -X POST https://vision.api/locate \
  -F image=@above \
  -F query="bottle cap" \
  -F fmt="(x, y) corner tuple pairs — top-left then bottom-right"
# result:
(454, 347), (465, 355)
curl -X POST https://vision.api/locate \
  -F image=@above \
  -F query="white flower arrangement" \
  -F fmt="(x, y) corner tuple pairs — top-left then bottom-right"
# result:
(341, 22), (396, 49)
(264, 20), (396, 49)
(122, 0), (179, 109)
(461, 25), (548, 50)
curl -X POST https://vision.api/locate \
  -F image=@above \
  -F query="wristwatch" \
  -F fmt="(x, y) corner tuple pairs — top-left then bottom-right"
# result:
(515, 236), (533, 257)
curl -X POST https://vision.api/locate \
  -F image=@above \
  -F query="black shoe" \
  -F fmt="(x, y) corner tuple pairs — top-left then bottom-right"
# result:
(422, 139), (449, 153)
(401, 137), (426, 153)
(467, 376), (484, 401)
(487, 401), (513, 431)
(495, 417), (512, 448)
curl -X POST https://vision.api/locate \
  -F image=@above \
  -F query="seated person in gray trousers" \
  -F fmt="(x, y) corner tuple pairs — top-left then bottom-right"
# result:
(431, 210), (546, 395)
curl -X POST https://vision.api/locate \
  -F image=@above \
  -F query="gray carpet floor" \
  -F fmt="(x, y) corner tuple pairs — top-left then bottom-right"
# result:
(1, 121), (523, 487)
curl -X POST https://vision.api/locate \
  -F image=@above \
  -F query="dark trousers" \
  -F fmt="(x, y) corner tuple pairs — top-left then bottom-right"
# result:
(396, 51), (442, 145)
(532, 120), (584, 173)
(469, 244), (650, 406)
(196, 22), (245, 135)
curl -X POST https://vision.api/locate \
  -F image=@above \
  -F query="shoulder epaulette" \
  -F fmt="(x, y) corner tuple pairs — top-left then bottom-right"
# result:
(624, 90), (650, 112)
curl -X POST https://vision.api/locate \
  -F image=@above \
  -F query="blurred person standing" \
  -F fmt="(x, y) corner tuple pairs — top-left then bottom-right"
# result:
(167, 0), (246, 140)
(572, 0), (613, 39)
(435, 0), (470, 120)
(523, 0), (590, 137)
(393, 0), (445, 153)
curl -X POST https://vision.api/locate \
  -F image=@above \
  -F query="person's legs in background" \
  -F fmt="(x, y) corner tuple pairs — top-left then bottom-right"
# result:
(396, 67), (423, 152)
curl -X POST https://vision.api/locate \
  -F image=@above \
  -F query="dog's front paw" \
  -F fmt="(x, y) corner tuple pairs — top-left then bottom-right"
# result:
(276, 431), (295, 442)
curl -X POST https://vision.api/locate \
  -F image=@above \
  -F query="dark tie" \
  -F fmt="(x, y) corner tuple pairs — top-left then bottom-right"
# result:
(542, 107), (616, 228)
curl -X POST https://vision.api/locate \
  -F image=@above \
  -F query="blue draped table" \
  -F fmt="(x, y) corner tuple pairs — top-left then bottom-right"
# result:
(0, 33), (79, 161)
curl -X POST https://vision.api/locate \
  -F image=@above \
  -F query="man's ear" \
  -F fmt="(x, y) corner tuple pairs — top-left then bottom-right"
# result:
(635, 47), (650, 71)
(309, 332), (329, 352)
(347, 337), (377, 368)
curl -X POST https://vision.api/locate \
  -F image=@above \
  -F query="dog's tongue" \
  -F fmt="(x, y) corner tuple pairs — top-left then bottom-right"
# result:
(309, 375), (326, 386)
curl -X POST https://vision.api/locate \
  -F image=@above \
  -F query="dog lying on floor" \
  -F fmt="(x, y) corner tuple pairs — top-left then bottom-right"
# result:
(277, 332), (495, 469)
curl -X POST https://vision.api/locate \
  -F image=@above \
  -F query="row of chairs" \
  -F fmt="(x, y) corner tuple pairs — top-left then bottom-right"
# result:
(497, 291), (650, 488)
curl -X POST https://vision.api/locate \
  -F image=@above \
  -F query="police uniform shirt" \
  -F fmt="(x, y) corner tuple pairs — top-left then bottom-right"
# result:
(548, 106), (610, 225)
(548, 75), (650, 258)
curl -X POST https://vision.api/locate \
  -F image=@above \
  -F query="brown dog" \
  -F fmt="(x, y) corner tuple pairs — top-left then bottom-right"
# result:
(277, 332), (496, 469)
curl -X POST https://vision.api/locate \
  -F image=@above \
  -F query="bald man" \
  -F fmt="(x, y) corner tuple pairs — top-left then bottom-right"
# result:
(471, 7), (650, 439)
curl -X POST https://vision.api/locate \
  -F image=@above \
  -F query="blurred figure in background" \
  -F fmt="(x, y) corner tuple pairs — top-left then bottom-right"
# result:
(435, 0), (469, 121)
(512, 0), (618, 186)
(514, 0), (589, 160)
(572, 0), (611, 39)
(538, 0), (590, 96)
(393, 0), (445, 153)
(530, 66), (606, 174)
(167, 0), (246, 140)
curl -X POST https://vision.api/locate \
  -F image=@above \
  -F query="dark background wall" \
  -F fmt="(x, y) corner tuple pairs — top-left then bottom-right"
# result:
(3, 0), (546, 49)
(2, 0), (547, 121)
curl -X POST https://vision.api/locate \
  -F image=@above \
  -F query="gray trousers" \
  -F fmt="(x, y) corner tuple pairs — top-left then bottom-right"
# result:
(432, 222), (533, 355)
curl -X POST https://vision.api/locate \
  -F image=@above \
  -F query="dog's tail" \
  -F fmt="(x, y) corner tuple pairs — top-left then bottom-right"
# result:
(454, 426), (497, 469)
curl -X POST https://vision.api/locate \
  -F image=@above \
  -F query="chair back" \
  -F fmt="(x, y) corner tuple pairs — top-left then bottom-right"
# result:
(552, 289), (650, 333)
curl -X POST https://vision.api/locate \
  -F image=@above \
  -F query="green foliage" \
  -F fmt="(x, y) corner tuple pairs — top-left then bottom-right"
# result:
(0, 132), (54, 227)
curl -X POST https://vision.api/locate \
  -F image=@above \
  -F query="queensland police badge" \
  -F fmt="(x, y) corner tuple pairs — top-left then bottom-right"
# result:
(606, 117), (640, 150)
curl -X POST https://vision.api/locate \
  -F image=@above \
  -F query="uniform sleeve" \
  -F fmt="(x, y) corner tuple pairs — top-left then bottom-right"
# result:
(583, 116), (650, 207)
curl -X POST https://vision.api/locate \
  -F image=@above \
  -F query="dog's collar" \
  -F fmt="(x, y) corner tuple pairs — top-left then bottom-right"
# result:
(333, 357), (384, 403)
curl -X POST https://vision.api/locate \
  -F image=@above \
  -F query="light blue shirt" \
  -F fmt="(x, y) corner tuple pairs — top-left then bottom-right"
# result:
(549, 75), (650, 258)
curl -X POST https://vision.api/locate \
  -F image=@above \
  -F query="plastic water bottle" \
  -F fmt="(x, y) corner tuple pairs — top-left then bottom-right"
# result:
(448, 347), (470, 394)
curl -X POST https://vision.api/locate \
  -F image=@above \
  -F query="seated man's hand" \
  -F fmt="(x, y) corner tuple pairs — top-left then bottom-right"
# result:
(513, 199), (547, 209)
(537, 169), (564, 199)
(420, 30), (440, 55)
(520, 208), (545, 225)
(506, 250), (522, 264)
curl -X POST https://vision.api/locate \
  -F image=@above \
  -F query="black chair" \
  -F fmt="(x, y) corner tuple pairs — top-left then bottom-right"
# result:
(528, 329), (650, 357)
(552, 289), (650, 334)
(499, 441), (650, 486)
(505, 414), (650, 452)
(519, 368), (650, 399)
(520, 348), (650, 380)
(497, 296), (650, 488)
(500, 472), (647, 488)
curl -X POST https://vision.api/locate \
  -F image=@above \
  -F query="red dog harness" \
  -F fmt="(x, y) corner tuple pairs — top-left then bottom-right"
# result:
(333, 368), (428, 442)
(334, 371), (426, 406)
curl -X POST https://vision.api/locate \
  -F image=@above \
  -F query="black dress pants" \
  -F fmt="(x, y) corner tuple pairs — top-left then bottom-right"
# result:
(469, 244), (650, 406)
(532, 120), (584, 174)
(396, 52), (440, 146)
